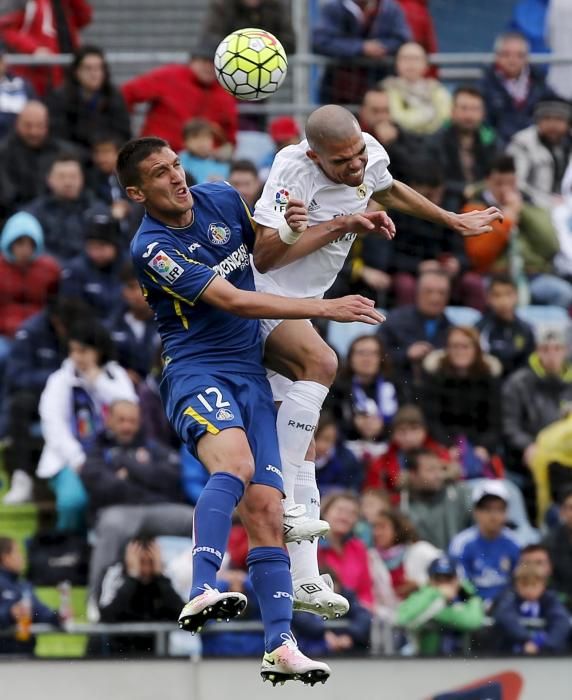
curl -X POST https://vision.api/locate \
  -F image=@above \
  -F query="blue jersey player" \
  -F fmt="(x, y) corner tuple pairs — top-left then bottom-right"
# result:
(118, 137), (382, 685)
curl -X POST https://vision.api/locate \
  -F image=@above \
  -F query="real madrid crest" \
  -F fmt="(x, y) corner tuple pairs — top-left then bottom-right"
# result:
(208, 222), (231, 245)
(357, 184), (367, 199)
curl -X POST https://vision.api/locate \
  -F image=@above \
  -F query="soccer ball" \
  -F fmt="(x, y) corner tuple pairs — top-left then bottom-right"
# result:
(214, 27), (288, 101)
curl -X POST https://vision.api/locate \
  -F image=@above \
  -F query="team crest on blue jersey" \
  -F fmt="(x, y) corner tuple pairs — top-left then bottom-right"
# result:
(148, 250), (184, 284)
(216, 407), (234, 421)
(273, 188), (290, 213)
(208, 222), (231, 245)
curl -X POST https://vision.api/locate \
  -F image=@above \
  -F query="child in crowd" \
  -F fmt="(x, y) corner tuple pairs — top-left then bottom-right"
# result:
(0, 537), (60, 655)
(449, 481), (521, 603)
(179, 119), (230, 185)
(314, 411), (364, 494)
(355, 488), (391, 547)
(397, 555), (484, 656)
(477, 274), (535, 377)
(493, 562), (570, 654)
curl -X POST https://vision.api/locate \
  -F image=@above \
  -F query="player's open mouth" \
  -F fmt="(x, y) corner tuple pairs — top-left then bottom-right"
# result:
(175, 187), (189, 200)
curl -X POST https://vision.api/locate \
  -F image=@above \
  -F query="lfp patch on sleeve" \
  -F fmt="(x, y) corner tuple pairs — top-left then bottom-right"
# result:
(148, 250), (184, 284)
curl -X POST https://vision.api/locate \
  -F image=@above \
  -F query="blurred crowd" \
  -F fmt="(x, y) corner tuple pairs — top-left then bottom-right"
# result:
(0, 0), (572, 660)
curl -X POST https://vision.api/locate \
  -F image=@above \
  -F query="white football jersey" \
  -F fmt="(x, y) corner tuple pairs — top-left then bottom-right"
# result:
(252, 132), (393, 299)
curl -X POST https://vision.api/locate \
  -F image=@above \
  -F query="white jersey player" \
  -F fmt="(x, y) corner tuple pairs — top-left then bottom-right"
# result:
(251, 105), (502, 620)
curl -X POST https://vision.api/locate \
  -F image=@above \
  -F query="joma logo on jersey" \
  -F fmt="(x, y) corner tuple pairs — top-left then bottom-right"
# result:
(208, 222), (231, 245)
(273, 591), (294, 601)
(188, 242), (201, 253)
(287, 420), (316, 432)
(266, 464), (282, 478)
(192, 546), (222, 560)
(273, 188), (289, 213)
(148, 250), (184, 284)
(213, 243), (249, 278)
(142, 241), (159, 258)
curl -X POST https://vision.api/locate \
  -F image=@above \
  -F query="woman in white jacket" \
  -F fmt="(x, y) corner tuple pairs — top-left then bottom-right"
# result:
(37, 322), (136, 531)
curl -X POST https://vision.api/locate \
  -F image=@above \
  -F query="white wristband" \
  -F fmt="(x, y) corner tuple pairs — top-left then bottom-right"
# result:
(278, 221), (303, 246)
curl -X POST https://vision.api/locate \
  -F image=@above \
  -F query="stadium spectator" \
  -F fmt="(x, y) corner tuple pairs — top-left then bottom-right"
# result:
(293, 569), (371, 657)
(432, 86), (499, 213)
(543, 488), (572, 610)
(480, 31), (554, 145)
(313, 412), (363, 494)
(259, 116), (301, 179)
(401, 449), (473, 551)
(386, 163), (485, 311)
(358, 86), (430, 181)
(106, 263), (160, 385)
(121, 39), (237, 153)
(328, 335), (398, 453)
(0, 212), (60, 365)
(1, 297), (87, 505)
(463, 154), (571, 308)
(82, 399), (193, 607)
(546, 0), (572, 100)
(178, 119), (230, 185)
(0, 101), (71, 215)
(45, 45), (131, 154)
(502, 327), (572, 478)
(364, 404), (454, 504)
(420, 327), (503, 473)
(355, 488), (391, 547)
(477, 275), (536, 377)
(202, 0), (295, 54)
(0, 0), (93, 96)
(313, 0), (411, 105)
(449, 481), (521, 603)
(319, 491), (375, 608)
(396, 554), (484, 655)
(0, 537), (60, 655)
(519, 543), (553, 583)
(395, 0), (437, 56)
(26, 152), (108, 263)
(378, 269), (451, 397)
(228, 159), (262, 209)
(36, 322), (136, 532)
(0, 41), (34, 140)
(507, 99), (572, 210)
(98, 538), (184, 656)
(59, 213), (123, 322)
(86, 133), (139, 243)
(381, 42), (451, 136)
(368, 509), (440, 623)
(492, 561), (570, 654)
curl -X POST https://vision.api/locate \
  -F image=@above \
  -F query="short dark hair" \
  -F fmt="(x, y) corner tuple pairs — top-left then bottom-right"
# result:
(558, 486), (572, 506)
(90, 131), (123, 150)
(49, 151), (83, 172)
(520, 543), (550, 558)
(488, 273), (517, 291)
(229, 159), (259, 178)
(407, 448), (439, 472)
(0, 536), (14, 562)
(68, 321), (116, 366)
(453, 85), (484, 103)
(116, 137), (170, 189)
(183, 118), (215, 141)
(487, 154), (516, 177)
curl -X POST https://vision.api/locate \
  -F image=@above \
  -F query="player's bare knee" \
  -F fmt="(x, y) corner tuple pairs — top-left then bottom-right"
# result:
(302, 345), (338, 386)
(225, 458), (255, 484)
(241, 491), (283, 544)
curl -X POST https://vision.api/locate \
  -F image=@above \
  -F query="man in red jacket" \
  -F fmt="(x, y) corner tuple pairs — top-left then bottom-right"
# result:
(0, 0), (92, 95)
(122, 39), (238, 153)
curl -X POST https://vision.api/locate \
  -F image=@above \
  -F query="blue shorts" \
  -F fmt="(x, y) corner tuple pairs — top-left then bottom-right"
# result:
(160, 368), (283, 493)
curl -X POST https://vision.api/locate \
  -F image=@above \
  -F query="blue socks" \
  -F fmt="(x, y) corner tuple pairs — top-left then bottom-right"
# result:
(247, 546), (293, 653)
(190, 472), (244, 599)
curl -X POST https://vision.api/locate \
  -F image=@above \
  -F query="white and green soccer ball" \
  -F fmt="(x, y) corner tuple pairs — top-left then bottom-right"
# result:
(214, 27), (288, 101)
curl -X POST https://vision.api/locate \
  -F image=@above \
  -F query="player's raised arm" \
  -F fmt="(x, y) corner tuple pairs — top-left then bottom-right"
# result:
(253, 199), (395, 274)
(201, 275), (385, 325)
(372, 179), (503, 237)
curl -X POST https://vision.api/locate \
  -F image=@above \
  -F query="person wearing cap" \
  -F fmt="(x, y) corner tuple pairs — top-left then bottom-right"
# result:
(0, 41), (35, 140)
(259, 116), (301, 180)
(449, 480), (521, 603)
(121, 39), (238, 154)
(178, 118), (231, 186)
(396, 554), (484, 655)
(480, 31), (556, 146)
(507, 98), (572, 210)
(502, 327), (572, 492)
(364, 404), (453, 504)
(59, 214), (124, 323)
(492, 560), (570, 654)
(25, 151), (108, 262)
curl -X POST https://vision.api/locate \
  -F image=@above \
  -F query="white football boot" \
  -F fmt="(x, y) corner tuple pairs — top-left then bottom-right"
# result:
(178, 584), (247, 634)
(293, 573), (350, 620)
(283, 503), (330, 544)
(260, 633), (331, 686)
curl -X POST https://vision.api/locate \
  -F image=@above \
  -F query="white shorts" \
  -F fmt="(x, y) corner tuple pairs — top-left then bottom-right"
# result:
(266, 369), (293, 402)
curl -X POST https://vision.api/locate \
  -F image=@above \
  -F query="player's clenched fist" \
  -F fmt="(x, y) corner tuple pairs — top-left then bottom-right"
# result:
(285, 198), (309, 233)
(322, 295), (385, 325)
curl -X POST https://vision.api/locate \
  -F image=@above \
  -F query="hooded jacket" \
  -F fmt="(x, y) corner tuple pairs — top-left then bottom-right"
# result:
(0, 212), (60, 337)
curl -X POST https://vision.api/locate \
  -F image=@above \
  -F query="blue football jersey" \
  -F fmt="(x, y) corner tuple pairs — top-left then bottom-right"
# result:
(130, 182), (265, 375)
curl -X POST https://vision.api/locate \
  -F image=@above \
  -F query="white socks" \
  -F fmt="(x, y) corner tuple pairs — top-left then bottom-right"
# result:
(287, 461), (321, 581)
(276, 380), (329, 511)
